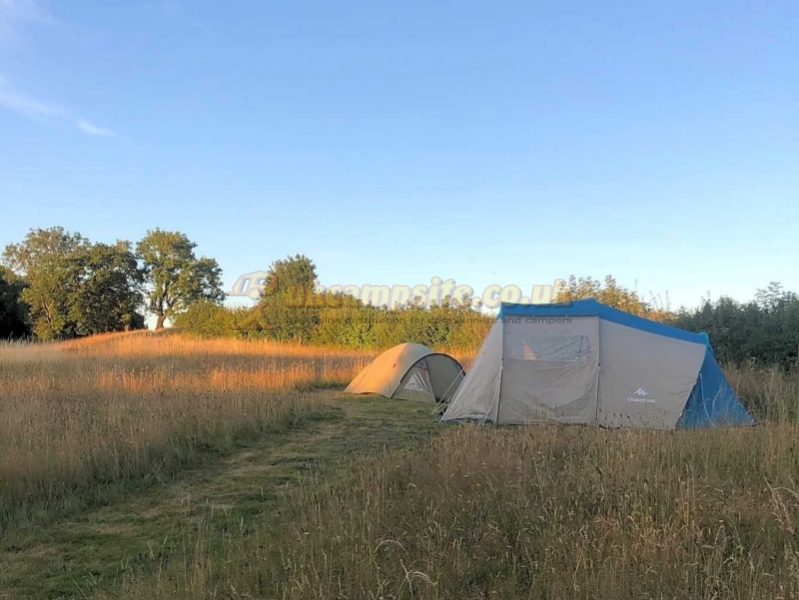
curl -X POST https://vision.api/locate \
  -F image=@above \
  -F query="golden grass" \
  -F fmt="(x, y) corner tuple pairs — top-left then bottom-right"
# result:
(57, 329), (376, 357)
(118, 418), (799, 600)
(7, 331), (799, 599)
(241, 421), (799, 599)
(0, 332), (374, 528)
(108, 362), (799, 600)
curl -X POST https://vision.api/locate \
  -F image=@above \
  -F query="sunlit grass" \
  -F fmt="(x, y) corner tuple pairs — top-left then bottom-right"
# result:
(108, 361), (799, 600)
(6, 332), (799, 599)
(0, 332), (374, 529)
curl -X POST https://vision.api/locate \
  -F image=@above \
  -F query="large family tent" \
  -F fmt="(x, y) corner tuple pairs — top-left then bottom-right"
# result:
(345, 343), (464, 403)
(442, 300), (754, 429)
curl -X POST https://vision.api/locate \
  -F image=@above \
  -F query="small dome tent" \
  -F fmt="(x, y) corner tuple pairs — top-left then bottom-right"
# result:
(346, 343), (464, 403)
(442, 300), (754, 429)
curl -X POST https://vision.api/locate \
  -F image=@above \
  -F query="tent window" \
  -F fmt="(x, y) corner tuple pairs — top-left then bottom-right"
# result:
(509, 335), (591, 362)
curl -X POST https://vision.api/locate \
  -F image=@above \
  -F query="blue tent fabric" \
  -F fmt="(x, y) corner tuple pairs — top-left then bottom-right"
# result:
(676, 351), (755, 428)
(499, 299), (706, 344)
(496, 300), (754, 429)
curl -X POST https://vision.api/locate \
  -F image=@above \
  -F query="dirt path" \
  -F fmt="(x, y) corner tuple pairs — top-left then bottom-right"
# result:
(0, 393), (439, 600)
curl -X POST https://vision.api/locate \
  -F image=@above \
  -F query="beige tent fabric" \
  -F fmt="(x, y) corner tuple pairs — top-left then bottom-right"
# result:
(443, 314), (709, 428)
(345, 343), (464, 402)
(596, 320), (706, 429)
(440, 320), (503, 421)
(442, 317), (600, 424)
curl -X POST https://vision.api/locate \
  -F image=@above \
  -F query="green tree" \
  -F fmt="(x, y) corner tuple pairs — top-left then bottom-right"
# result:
(263, 254), (317, 294)
(68, 241), (145, 335)
(0, 267), (29, 339)
(674, 283), (799, 367)
(255, 255), (326, 342)
(556, 275), (671, 322)
(173, 301), (249, 338)
(2, 227), (89, 339)
(136, 229), (224, 330)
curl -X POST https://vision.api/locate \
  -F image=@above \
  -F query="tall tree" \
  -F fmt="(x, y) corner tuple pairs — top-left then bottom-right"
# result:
(263, 254), (317, 295)
(136, 229), (224, 330)
(256, 254), (319, 341)
(68, 241), (145, 335)
(2, 227), (88, 339)
(0, 267), (29, 339)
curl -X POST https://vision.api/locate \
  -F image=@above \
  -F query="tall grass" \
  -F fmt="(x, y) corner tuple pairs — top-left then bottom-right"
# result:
(7, 332), (799, 598)
(229, 424), (799, 599)
(113, 364), (799, 599)
(726, 363), (799, 423)
(0, 332), (373, 529)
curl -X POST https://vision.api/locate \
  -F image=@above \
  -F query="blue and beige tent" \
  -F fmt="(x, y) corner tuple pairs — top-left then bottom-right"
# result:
(442, 299), (753, 429)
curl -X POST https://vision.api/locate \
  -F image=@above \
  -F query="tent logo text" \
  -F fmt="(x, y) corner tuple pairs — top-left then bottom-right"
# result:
(627, 388), (655, 403)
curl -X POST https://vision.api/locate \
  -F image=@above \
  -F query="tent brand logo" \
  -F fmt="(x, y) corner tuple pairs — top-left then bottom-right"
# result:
(627, 388), (655, 404)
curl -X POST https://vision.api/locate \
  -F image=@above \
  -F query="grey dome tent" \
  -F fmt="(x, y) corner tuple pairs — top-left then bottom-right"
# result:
(442, 300), (754, 429)
(345, 343), (464, 403)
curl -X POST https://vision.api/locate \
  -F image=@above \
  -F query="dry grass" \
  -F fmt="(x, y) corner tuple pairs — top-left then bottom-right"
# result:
(235, 422), (799, 600)
(6, 332), (799, 599)
(0, 332), (373, 529)
(109, 364), (799, 600)
(726, 363), (799, 423)
(111, 420), (799, 600)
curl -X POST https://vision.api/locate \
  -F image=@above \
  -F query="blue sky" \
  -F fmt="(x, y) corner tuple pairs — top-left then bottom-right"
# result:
(1, 0), (797, 311)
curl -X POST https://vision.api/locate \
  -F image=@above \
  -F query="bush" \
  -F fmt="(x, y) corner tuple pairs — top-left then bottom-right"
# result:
(674, 283), (799, 368)
(173, 301), (240, 338)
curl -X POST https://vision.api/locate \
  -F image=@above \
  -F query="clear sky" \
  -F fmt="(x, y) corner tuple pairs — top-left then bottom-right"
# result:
(1, 0), (797, 311)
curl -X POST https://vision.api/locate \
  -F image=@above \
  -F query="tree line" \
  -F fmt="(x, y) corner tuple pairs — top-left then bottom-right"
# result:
(672, 282), (799, 369)
(176, 271), (683, 351)
(0, 227), (223, 340)
(177, 265), (799, 367)
(561, 276), (799, 368)
(174, 254), (495, 351)
(3, 234), (798, 369)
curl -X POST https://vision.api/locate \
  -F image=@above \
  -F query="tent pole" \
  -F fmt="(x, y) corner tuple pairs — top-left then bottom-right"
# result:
(594, 317), (601, 425)
(433, 364), (466, 416)
(493, 318), (505, 425)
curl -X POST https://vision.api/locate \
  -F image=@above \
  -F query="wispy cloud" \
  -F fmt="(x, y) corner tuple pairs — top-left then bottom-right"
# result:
(0, 4), (115, 137)
(0, 77), (114, 137)
(0, 0), (54, 43)
(0, 0), (53, 22)
(0, 77), (62, 119)
(76, 120), (114, 137)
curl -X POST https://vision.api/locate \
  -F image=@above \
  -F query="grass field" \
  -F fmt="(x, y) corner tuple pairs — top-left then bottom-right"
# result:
(0, 332), (373, 530)
(2, 333), (799, 599)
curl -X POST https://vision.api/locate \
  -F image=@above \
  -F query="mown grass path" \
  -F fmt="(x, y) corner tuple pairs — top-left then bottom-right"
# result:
(0, 393), (439, 600)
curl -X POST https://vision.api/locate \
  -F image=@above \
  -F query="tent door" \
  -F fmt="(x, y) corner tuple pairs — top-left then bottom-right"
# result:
(497, 316), (600, 424)
(393, 359), (436, 402)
